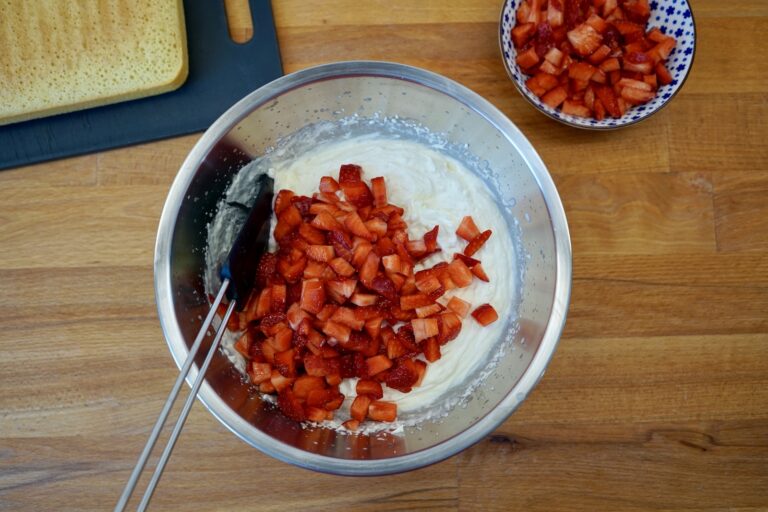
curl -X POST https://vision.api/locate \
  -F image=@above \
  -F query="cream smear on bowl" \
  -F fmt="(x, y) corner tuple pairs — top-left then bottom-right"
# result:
(205, 117), (522, 433)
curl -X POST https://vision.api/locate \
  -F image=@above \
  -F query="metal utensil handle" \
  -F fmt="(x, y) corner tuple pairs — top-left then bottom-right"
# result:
(115, 279), (233, 511)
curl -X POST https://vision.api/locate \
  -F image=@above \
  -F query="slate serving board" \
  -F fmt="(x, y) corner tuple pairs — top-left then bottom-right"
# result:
(0, 0), (283, 171)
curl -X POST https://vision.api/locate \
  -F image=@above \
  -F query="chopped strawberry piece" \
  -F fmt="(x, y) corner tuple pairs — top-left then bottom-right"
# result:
(311, 211), (342, 232)
(370, 176), (388, 207)
(588, 44), (611, 64)
(464, 229), (492, 257)
(423, 225), (440, 252)
(623, 51), (653, 74)
(415, 303), (442, 319)
(415, 273), (442, 295)
(365, 354), (393, 376)
(274, 189), (296, 216)
(446, 296), (471, 318)
(342, 419), (360, 431)
(277, 388), (305, 422)
(656, 62), (673, 85)
(422, 337), (441, 362)
(234, 332), (252, 359)
(620, 85), (655, 105)
(292, 375), (326, 399)
(319, 176), (340, 193)
(385, 361), (418, 392)
(344, 211), (373, 240)
(381, 254), (403, 274)
(472, 304), (499, 326)
(516, 46), (540, 70)
(268, 326), (293, 352)
(304, 353), (330, 377)
(542, 85), (568, 108)
(364, 317), (383, 340)
(471, 263), (489, 282)
(324, 392), (344, 410)
(306, 245), (335, 263)
(351, 241), (374, 269)
(411, 318), (439, 342)
(356, 379), (384, 399)
(350, 292), (378, 307)
(322, 320), (351, 343)
(547, 0), (564, 28)
(526, 72), (560, 97)
(595, 85), (622, 117)
(567, 23), (602, 56)
(325, 279), (357, 304)
(350, 394), (372, 421)
(248, 362), (272, 384)
(300, 279), (325, 315)
(368, 401), (397, 422)
(331, 306), (365, 330)
(255, 252), (278, 289)
(562, 100), (591, 117)
(512, 22), (536, 48)
(369, 274), (397, 302)
(568, 61), (596, 81)
(306, 406), (330, 422)
(365, 217), (388, 237)
(599, 57), (620, 72)
(259, 380), (276, 393)
(328, 256), (355, 277)
(274, 348), (297, 377)
(438, 312), (462, 343)
(338, 163), (362, 183)
(358, 251), (380, 285)
(298, 223), (327, 245)
(545, 46), (565, 66)
(306, 387), (334, 407)
(447, 259), (474, 288)
(456, 216), (481, 241)
(400, 293), (433, 310)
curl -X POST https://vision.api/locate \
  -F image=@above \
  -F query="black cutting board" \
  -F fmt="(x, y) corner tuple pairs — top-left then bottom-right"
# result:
(0, 0), (282, 171)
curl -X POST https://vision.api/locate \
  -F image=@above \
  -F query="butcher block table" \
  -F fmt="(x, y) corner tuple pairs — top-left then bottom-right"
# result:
(1, 1), (766, 510)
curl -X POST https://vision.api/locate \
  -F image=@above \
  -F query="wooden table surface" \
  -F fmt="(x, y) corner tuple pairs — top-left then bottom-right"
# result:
(2, 1), (767, 510)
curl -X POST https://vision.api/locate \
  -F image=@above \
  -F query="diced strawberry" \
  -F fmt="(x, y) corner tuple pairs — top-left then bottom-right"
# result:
(368, 176), (387, 208)
(324, 392), (344, 410)
(617, 78), (651, 91)
(268, 326), (293, 352)
(623, 51), (653, 74)
(369, 274), (397, 301)
(542, 85), (568, 108)
(446, 259), (473, 288)
(364, 317), (383, 340)
(516, 0), (531, 24)
(311, 211), (342, 232)
(358, 251), (380, 285)
(415, 303), (442, 319)
(656, 62), (673, 85)
(569, 61), (597, 81)
(342, 419), (360, 431)
(381, 254), (402, 274)
(602, 0), (618, 17)
(248, 362), (272, 384)
(251, 287), (271, 320)
(368, 401), (397, 422)
(471, 263), (489, 282)
(350, 292), (378, 307)
(299, 279), (325, 315)
(305, 406), (330, 422)
(599, 57), (620, 72)
(516, 46), (540, 70)
(329, 257), (355, 277)
(338, 163), (362, 183)
(406, 239), (427, 258)
(643, 73), (657, 89)
(595, 84), (622, 117)
(594, 98), (607, 120)
(259, 380), (276, 393)
(274, 348), (297, 378)
(344, 211), (373, 240)
(648, 38), (676, 63)
(423, 225), (439, 252)
(365, 217), (388, 237)
(234, 332), (252, 359)
(254, 252), (278, 289)
(547, 0), (564, 27)
(325, 279), (357, 304)
(331, 306), (365, 330)
(297, 223), (326, 246)
(385, 361), (418, 392)
(422, 337), (441, 362)
(456, 216), (481, 241)
(365, 354), (393, 376)
(472, 304), (499, 326)
(322, 320), (351, 343)
(538, 60), (560, 76)
(438, 312), (462, 343)
(350, 394), (372, 421)
(415, 274), (442, 295)
(585, 13), (607, 33)
(544, 46), (565, 66)
(591, 68), (607, 84)
(620, 85), (655, 105)
(292, 375), (326, 399)
(303, 260), (329, 280)
(304, 353), (330, 377)
(274, 190), (296, 217)
(588, 44), (611, 64)
(339, 352), (367, 379)
(277, 388), (305, 421)
(562, 100), (591, 117)
(446, 296), (471, 318)
(356, 379), (384, 399)
(306, 387), (334, 407)
(512, 22), (536, 49)
(623, 0), (650, 24)
(387, 213), (408, 232)
(305, 245), (335, 263)
(319, 176), (340, 193)
(340, 181), (374, 208)
(411, 318), (439, 342)
(412, 359), (427, 387)
(567, 23), (602, 56)
(464, 229), (492, 257)
(400, 293), (432, 310)
(351, 240), (374, 269)
(386, 337), (407, 359)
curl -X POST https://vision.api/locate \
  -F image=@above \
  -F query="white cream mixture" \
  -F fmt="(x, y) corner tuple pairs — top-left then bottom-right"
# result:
(264, 136), (516, 415)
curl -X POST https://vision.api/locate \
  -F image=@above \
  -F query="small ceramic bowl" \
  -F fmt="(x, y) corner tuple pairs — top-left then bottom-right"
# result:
(499, 0), (696, 129)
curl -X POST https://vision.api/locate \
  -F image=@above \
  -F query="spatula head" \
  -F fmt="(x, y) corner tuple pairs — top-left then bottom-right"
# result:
(219, 173), (274, 308)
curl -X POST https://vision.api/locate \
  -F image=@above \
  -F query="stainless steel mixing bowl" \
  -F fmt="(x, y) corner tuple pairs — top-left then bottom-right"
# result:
(154, 61), (571, 475)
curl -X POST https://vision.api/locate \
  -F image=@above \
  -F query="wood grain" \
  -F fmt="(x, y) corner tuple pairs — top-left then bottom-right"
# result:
(1, 0), (767, 510)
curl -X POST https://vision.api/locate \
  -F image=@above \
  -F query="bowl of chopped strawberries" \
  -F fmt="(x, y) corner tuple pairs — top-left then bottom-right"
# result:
(155, 61), (571, 475)
(499, 0), (696, 128)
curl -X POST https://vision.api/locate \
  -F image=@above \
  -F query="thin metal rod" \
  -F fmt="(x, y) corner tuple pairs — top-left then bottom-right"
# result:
(137, 299), (236, 512)
(115, 279), (231, 512)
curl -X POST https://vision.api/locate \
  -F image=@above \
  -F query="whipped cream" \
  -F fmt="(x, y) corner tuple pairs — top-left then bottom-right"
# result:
(264, 136), (516, 415)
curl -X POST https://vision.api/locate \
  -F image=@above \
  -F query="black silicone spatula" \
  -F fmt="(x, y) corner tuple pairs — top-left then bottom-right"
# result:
(116, 174), (274, 511)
